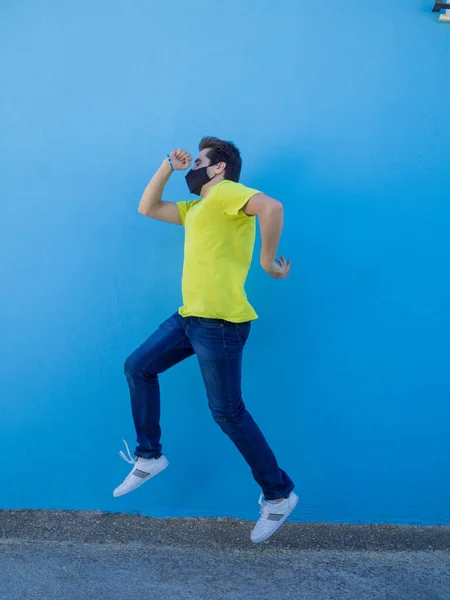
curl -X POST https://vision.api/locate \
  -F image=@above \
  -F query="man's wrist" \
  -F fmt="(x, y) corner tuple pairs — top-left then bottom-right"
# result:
(260, 256), (274, 269)
(161, 157), (173, 175)
(166, 153), (175, 172)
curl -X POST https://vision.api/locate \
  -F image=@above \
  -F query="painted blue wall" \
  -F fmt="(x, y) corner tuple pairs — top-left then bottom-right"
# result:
(1, 1), (449, 524)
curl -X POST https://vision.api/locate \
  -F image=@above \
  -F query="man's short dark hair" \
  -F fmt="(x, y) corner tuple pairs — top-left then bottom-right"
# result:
(199, 136), (242, 183)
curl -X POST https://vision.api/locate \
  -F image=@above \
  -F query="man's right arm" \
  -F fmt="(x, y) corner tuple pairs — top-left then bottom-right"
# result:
(137, 149), (192, 224)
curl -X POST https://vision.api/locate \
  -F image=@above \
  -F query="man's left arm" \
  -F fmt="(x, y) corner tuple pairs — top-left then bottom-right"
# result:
(243, 193), (291, 280)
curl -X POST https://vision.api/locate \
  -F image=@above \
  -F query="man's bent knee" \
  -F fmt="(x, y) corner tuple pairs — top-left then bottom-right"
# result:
(210, 399), (245, 424)
(124, 354), (160, 381)
(124, 354), (148, 379)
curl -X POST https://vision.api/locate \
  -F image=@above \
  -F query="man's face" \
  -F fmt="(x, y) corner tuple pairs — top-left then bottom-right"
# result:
(192, 148), (212, 170)
(185, 147), (227, 195)
(192, 148), (226, 179)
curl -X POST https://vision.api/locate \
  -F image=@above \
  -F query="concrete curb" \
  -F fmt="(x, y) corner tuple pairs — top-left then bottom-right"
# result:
(1, 510), (449, 551)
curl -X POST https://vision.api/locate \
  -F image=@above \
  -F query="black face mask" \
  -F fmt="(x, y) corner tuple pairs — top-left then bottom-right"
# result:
(185, 165), (215, 196)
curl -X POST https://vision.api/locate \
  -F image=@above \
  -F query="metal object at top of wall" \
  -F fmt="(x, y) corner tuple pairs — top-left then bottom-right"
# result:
(432, 1), (450, 22)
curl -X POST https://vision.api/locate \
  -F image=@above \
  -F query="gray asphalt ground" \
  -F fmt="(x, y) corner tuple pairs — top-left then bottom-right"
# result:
(1, 510), (449, 600)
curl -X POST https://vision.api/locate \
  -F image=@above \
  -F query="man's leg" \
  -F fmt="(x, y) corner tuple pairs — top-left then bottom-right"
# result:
(124, 312), (193, 459)
(188, 317), (294, 501)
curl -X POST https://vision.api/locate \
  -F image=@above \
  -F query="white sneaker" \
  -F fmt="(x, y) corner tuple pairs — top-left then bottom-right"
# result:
(251, 492), (298, 543)
(113, 439), (169, 498)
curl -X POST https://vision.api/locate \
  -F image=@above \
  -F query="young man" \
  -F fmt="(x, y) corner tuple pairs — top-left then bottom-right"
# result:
(114, 137), (297, 543)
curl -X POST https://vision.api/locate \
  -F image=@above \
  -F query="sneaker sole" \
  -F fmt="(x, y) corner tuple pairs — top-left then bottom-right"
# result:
(251, 493), (299, 544)
(113, 458), (169, 498)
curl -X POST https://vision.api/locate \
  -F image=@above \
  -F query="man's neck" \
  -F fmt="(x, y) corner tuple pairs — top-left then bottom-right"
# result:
(200, 176), (225, 198)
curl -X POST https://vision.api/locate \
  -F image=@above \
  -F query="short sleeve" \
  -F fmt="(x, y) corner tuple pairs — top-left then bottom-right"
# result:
(177, 200), (200, 226)
(219, 181), (261, 217)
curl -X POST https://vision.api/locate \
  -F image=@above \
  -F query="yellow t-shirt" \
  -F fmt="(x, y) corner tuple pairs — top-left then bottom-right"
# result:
(177, 180), (260, 323)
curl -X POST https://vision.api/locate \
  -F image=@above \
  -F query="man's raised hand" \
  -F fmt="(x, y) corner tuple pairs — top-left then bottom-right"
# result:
(169, 149), (192, 171)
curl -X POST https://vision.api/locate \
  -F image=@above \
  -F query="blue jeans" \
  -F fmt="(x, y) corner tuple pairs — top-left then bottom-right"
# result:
(124, 312), (294, 500)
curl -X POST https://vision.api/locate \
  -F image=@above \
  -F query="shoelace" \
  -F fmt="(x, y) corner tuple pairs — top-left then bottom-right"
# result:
(258, 494), (286, 519)
(258, 494), (272, 519)
(119, 438), (137, 464)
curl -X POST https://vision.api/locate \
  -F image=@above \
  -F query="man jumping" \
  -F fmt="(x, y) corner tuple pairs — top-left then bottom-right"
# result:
(114, 137), (297, 543)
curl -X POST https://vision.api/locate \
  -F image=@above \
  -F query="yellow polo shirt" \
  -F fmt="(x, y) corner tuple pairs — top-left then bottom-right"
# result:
(177, 180), (260, 323)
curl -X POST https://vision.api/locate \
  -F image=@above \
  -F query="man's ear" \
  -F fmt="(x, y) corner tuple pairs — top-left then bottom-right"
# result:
(215, 161), (226, 175)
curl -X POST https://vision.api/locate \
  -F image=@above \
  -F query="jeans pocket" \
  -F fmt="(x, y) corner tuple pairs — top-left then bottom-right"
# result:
(197, 317), (224, 328)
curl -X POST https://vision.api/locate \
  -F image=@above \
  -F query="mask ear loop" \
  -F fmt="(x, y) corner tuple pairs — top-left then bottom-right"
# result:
(207, 162), (224, 181)
(204, 163), (217, 183)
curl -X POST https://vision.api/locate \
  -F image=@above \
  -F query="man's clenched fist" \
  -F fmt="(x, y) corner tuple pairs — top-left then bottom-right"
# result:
(169, 149), (192, 171)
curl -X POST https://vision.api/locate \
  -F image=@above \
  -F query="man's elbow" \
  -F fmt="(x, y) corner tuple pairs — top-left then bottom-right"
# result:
(138, 205), (154, 217)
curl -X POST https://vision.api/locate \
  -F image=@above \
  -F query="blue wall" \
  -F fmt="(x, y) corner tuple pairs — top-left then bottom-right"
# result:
(1, 1), (449, 525)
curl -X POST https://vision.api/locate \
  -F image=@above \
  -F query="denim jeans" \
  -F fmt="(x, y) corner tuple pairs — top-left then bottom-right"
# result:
(124, 312), (294, 500)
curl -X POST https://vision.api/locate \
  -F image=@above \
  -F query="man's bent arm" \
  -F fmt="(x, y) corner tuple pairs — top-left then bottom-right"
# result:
(244, 193), (291, 279)
(137, 158), (182, 225)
